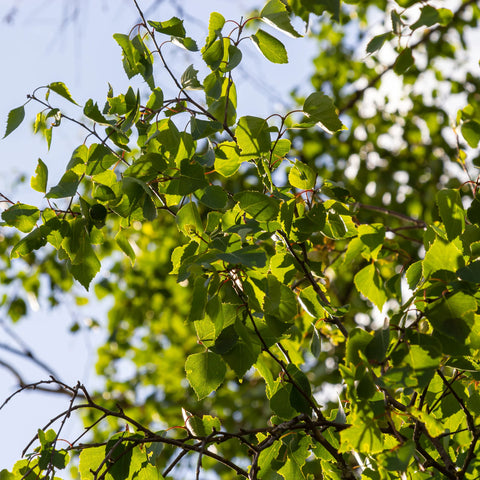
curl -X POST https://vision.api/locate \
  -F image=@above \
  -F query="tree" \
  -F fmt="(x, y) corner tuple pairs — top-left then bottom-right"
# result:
(1, 0), (480, 478)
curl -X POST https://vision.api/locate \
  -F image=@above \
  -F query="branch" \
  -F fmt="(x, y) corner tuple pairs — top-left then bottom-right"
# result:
(277, 230), (348, 338)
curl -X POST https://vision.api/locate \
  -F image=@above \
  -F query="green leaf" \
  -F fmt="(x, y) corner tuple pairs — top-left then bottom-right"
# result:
(457, 261), (480, 282)
(172, 36), (198, 51)
(234, 191), (280, 222)
(176, 202), (204, 236)
(30, 158), (48, 193)
(261, 0), (302, 38)
(191, 117), (223, 140)
(148, 17), (186, 37)
(214, 141), (242, 177)
(287, 364), (312, 415)
(339, 412), (386, 455)
(236, 116), (271, 160)
(146, 87), (164, 111)
(69, 239), (101, 290)
(436, 189), (465, 241)
(410, 5), (441, 30)
(3, 105), (25, 138)
(116, 230), (136, 265)
(288, 161), (316, 189)
(2, 203), (40, 233)
(393, 47), (414, 75)
(462, 120), (480, 148)
(47, 82), (78, 105)
(354, 263), (386, 310)
(11, 227), (48, 258)
(86, 143), (117, 176)
(185, 351), (226, 400)
(345, 327), (372, 365)
(181, 64), (202, 90)
(251, 29), (288, 64)
(195, 185), (228, 210)
(204, 12), (225, 50)
(303, 92), (344, 134)
(46, 170), (80, 198)
(366, 32), (392, 54)
(83, 99), (111, 125)
(406, 260), (423, 289)
(422, 238), (464, 279)
(79, 446), (106, 480)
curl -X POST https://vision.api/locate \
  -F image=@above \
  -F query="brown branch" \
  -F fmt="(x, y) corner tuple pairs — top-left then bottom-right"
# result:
(277, 230), (348, 338)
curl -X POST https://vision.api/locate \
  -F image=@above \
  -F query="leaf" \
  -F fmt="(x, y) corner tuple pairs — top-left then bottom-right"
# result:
(172, 36), (198, 51)
(366, 32), (392, 54)
(181, 64), (202, 90)
(3, 105), (25, 138)
(235, 116), (271, 160)
(261, 0), (302, 38)
(303, 92), (344, 134)
(354, 263), (386, 310)
(457, 261), (480, 282)
(436, 189), (465, 241)
(393, 47), (414, 75)
(46, 170), (80, 198)
(214, 141), (242, 177)
(191, 118), (223, 140)
(47, 82), (78, 105)
(176, 202), (204, 236)
(84, 99), (111, 125)
(251, 29), (288, 64)
(422, 238), (464, 279)
(339, 413), (386, 455)
(69, 240), (101, 290)
(288, 161), (316, 189)
(10, 227), (48, 258)
(410, 5), (441, 30)
(146, 87), (164, 111)
(116, 230), (136, 265)
(30, 158), (48, 193)
(462, 120), (480, 148)
(195, 185), (228, 210)
(79, 446), (106, 480)
(185, 351), (226, 400)
(148, 17), (186, 37)
(2, 203), (40, 233)
(406, 260), (423, 289)
(234, 191), (280, 222)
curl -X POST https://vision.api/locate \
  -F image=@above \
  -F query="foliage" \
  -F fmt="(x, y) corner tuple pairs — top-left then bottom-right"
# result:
(2, 0), (480, 478)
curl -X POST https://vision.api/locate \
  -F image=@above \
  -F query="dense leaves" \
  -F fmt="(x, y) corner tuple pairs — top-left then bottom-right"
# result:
(2, 0), (480, 479)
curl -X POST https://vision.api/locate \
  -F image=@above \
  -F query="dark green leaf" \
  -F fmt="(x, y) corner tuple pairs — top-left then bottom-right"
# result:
(302, 92), (344, 134)
(3, 105), (25, 138)
(148, 17), (186, 37)
(2, 203), (40, 233)
(234, 191), (280, 222)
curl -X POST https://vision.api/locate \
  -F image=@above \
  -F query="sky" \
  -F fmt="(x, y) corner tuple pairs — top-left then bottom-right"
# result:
(0, 0), (317, 470)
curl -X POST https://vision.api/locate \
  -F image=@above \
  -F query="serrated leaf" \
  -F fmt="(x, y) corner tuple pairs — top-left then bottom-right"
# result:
(251, 29), (288, 64)
(3, 105), (25, 138)
(47, 82), (78, 105)
(185, 351), (226, 400)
